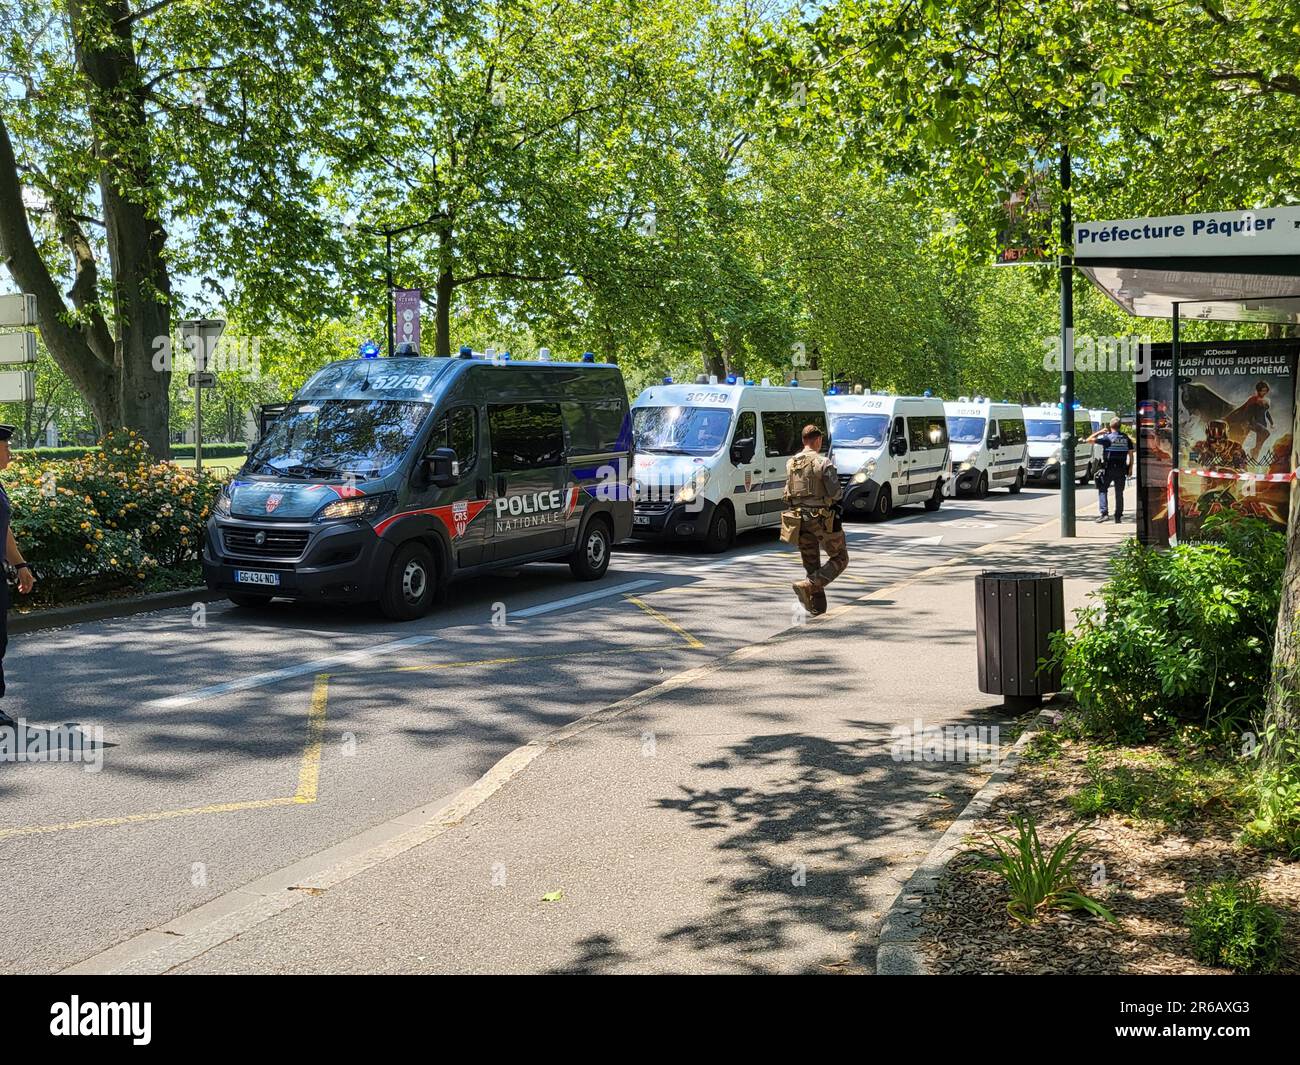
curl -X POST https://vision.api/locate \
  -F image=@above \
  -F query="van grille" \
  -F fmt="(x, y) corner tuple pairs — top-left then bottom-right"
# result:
(222, 527), (310, 559)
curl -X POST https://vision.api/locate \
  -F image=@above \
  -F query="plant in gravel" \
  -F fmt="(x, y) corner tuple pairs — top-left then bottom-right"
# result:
(1021, 729), (1064, 764)
(1070, 749), (1247, 824)
(1048, 515), (1284, 740)
(1186, 879), (1283, 974)
(979, 815), (1117, 925)
(1241, 729), (1300, 858)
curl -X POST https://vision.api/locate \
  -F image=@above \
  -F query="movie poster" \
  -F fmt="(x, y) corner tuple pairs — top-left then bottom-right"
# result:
(1137, 338), (1297, 546)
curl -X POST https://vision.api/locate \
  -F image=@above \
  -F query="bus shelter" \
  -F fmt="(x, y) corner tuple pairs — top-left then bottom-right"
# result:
(1072, 206), (1300, 545)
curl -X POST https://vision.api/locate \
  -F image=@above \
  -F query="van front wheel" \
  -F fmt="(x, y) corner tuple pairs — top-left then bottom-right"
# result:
(1009, 470), (1024, 494)
(868, 485), (892, 521)
(379, 542), (437, 621)
(570, 519), (612, 580)
(701, 504), (734, 553)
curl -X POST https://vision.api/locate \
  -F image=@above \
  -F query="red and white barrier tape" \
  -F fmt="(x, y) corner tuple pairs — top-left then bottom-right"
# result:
(1165, 467), (1297, 544)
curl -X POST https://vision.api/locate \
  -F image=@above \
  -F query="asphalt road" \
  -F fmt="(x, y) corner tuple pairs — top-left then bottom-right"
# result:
(0, 483), (1079, 973)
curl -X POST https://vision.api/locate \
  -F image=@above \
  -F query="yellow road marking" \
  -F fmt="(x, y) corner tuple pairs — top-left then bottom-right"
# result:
(0, 672), (334, 842)
(624, 595), (704, 649)
(294, 673), (330, 803)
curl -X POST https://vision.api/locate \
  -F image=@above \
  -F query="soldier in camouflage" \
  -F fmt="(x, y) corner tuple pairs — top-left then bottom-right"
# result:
(784, 424), (849, 616)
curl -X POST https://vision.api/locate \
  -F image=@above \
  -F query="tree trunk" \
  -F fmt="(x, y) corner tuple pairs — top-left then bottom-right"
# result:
(71, 0), (173, 456)
(699, 313), (725, 380)
(1264, 325), (1300, 764)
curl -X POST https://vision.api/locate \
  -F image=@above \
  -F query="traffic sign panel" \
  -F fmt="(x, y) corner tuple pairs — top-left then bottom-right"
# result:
(188, 371), (217, 388)
(0, 370), (36, 402)
(0, 332), (37, 364)
(0, 294), (37, 327)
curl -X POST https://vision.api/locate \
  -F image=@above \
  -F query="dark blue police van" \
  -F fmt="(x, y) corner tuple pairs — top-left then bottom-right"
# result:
(202, 355), (633, 620)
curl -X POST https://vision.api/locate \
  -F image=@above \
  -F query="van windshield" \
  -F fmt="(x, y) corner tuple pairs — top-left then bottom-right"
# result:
(246, 398), (431, 479)
(1025, 418), (1062, 442)
(947, 416), (986, 444)
(633, 406), (733, 455)
(828, 414), (889, 448)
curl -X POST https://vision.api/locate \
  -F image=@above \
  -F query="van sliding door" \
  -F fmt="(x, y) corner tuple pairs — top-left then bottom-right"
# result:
(487, 403), (569, 560)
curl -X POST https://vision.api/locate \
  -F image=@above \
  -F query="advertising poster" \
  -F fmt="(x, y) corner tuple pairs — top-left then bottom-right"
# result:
(1137, 338), (1297, 545)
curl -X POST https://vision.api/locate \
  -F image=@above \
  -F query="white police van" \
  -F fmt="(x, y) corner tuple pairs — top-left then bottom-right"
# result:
(630, 377), (827, 551)
(828, 392), (949, 519)
(942, 398), (1028, 497)
(1025, 402), (1096, 485)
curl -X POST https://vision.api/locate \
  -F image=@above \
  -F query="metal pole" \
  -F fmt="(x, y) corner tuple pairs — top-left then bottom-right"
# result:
(194, 365), (203, 477)
(385, 231), (395, 359)
(1059, 146), (1075, 537)
(1170, 303), (1181, 543)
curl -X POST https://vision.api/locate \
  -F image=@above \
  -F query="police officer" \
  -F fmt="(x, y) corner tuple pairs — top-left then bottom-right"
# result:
(784, 424), (848, 615)
(1085, 417), (1134, 524)
(0, 424), (36, 728)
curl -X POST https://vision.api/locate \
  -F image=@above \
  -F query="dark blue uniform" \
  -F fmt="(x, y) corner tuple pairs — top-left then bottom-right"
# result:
(1095, 429), (1133, 520)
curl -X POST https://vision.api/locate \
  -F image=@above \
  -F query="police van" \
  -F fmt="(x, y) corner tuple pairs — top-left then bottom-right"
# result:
(942, 398), (1028, 497)
(1025, 402), (1096, 485)
(629, 378), (827, 550)
(203, 354), (633, 620)
(828, 393), (949, 519)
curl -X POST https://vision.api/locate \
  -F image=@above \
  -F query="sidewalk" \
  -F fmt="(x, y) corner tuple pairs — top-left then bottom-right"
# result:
(138, 514), (1129, 974)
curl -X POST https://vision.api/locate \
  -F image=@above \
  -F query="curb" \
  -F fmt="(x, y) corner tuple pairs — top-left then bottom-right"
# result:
(10, 587), (225, 634)
(875, 708), (1055, 975)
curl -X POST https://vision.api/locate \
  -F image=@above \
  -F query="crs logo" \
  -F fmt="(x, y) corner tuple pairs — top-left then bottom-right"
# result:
(265, 493), (283, 514)
(451, 499), (469, 535)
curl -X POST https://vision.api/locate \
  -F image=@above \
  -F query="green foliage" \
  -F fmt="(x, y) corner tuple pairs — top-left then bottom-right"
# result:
(18, 443), (247, 461)
(1241, 730), (1300, 858)
(1049, 517), (1285, 738)
(2, 430), (219, 592)
(1186, 880), (1283, 974)
(1069, 749), (1246, 824)
(979, 815), (1116, 925)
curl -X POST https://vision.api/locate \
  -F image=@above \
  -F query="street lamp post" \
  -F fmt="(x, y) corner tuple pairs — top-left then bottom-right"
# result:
(178, 318), (226, 475)
(1059, 147), (1076, 538)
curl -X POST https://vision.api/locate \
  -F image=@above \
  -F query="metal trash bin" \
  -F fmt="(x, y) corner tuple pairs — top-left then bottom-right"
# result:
(975, 570), (1064, 710)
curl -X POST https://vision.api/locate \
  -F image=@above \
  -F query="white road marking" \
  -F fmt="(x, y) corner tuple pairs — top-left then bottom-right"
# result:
(509, 579), (659, 618)
(152, 579), (661, 707)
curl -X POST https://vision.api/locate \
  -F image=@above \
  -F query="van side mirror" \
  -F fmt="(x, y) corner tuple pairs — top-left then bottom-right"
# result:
(730, 437), (756, 465)
(421, 447), (459, 488)
(987, 435), (1001, 449)
(889, 437), (907, 457)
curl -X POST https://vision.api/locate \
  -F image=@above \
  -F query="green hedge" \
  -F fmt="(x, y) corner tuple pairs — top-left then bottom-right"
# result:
(18, 442), (248, 460)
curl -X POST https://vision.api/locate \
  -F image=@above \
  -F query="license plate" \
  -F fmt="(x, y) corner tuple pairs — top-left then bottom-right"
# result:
(234, 570), (281, 586)
(633, 515), (651, 525)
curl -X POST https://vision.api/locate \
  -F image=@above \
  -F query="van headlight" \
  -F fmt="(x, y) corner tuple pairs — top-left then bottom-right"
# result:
(1048, 448), (1062, 463)
(214, 488), (232, 517)
(316, 492), (394, 522)
(676, 469), (710, 504)
(960, 460), (974, 471)
(852, 458), (876, 484)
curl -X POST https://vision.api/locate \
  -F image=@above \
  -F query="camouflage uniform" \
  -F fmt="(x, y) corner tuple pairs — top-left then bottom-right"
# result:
(784, 446), (848, 614)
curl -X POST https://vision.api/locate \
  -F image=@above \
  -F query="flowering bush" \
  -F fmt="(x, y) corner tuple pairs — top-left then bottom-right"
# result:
(1, 429), (221, 594)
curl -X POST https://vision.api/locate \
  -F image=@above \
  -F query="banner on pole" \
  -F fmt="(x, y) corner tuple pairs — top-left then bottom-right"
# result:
(394, 289), (421, 353)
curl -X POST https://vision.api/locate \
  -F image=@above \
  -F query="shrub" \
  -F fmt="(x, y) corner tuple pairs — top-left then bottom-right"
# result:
(1048, 515), (1284, 739)
(1186, 880), (1283, 974)
(979, 815), (1116, 925)
(2, 429), (221, 593)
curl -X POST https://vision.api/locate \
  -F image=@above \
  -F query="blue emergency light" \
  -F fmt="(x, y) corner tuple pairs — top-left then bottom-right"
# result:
(581, 351), (596, 363)
(827, 386), (838, 395)
(359, 340), (380, 359)
(923, 389), (933, 397)
(726, 374), (737, 384)
(745, 379), (754, 386)
(458, 344), (473, 359)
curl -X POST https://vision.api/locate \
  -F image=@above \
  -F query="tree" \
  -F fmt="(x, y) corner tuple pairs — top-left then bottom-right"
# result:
(0, 1), (388, 454)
